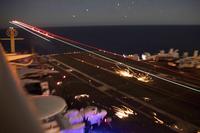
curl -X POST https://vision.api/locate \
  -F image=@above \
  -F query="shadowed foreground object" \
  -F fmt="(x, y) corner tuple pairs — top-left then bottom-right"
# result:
(32, 95), (67, 120)
(0, 44), (43, 133)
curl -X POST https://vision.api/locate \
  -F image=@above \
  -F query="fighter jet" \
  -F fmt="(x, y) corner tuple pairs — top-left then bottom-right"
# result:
(142, 48), (179, 61)
(176, 50), (200, 69)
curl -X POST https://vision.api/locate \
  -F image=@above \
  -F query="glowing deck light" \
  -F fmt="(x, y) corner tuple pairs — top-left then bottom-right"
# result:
(137, 77), (149, 82)
(56, 81), (62, 86)
(153, 116), (164, 125)
(169, 124), (183, 132)
(136, 74), (152, 83)
(115, 69), (134, 78)
(11, 20), (54, 39)
(63, 75), (66, 79)
(143, 97), (151, 102)
(66, 69), (73, 72)
(168, 62), (177, 67)
(112, 105), (137, 119)
(74, 94), (90, 100)
(152, 112), (157, 116)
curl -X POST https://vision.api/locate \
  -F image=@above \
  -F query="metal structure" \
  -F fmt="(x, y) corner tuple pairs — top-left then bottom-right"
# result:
(0, 27), (24, 53)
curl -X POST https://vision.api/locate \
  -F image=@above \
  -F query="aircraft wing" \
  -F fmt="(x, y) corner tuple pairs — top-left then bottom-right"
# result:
(6, 54), (33, 61)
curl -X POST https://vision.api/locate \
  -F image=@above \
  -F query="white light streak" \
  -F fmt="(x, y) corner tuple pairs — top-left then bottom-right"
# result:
(154, 116), (164, 125)
(143, 97), (151, 102)
(10, 22), (50, 42)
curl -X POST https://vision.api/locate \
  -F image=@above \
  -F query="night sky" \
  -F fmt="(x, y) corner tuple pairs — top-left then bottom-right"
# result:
(0, 0), (200, 28)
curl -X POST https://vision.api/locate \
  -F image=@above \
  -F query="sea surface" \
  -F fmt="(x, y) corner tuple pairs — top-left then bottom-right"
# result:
(0, 25), (200, 55)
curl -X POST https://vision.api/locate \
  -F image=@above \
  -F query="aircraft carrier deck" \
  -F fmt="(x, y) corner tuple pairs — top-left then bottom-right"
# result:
(30, 51), (200, 133)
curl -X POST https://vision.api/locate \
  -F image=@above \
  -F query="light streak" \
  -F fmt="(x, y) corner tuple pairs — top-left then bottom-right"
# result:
(10, 22), (50, 42)
(115, 68), (152, 82)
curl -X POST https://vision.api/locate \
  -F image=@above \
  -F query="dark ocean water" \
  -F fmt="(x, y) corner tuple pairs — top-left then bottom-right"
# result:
(0, 26), (200, 55)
